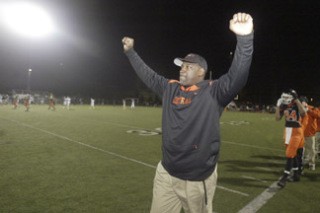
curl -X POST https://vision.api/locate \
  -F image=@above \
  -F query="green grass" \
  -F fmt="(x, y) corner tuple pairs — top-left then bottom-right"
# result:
(0, 105), (319, 212)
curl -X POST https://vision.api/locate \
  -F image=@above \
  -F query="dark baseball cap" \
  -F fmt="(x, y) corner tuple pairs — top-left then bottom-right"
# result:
(174, 53), (208, 71)
(299, 96), (308, 103)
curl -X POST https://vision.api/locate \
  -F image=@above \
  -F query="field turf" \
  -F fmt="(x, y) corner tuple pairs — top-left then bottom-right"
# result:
(0, 104), (319, 212)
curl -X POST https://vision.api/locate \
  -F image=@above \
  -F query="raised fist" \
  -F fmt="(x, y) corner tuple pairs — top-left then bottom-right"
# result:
(229, 13), (254, 36)
(122, 37), (134, 52)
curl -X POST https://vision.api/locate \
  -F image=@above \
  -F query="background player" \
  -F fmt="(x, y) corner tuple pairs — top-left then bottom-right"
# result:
(275, 90), (307, 188)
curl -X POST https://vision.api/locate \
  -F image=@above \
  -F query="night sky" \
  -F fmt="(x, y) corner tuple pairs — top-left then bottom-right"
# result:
(0, 0), (319, 104)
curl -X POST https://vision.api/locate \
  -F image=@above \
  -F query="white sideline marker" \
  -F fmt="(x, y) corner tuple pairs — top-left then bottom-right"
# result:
(58, 115), (283, 153)
(238, 181), (280, 213)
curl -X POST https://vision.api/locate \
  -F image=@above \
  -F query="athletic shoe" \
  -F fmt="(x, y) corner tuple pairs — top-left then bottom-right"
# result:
(277, 176), (287, 188)
(309, 164), (315, 171)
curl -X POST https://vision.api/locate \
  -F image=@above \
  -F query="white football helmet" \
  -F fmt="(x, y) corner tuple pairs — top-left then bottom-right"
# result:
(280, 93), (293, 105)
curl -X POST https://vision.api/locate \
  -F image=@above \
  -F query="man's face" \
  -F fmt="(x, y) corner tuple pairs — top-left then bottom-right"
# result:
(179, 62), (204, 86)
(301, 101), (308, 108)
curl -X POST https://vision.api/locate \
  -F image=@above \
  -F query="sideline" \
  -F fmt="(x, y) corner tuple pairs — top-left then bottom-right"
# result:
(238, 181), (280, 213)
(3, 117), (249, 197)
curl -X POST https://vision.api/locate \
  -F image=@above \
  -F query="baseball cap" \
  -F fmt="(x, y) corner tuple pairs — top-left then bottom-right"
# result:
(174, 53), (208, 71)
(299, 96), (308, 103)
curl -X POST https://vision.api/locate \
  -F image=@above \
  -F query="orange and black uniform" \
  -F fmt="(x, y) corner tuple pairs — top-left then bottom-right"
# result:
(280, 103), (304, 158)
(278, 101), (305, 185)
(48, 95), (56, 110)
(24, 96), (30, 111)
(12, 95), (18, 109)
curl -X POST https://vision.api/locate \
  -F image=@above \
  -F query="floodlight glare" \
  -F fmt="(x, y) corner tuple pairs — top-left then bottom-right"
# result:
(0, 2), (55, 38)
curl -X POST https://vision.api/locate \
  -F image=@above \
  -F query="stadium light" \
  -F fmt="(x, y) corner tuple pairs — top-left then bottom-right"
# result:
(0, 1), (56, 92)
(27, 68), (32, 92)
(0, 1), (55, 39)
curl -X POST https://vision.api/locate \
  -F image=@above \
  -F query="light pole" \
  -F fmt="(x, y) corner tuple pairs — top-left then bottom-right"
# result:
(27, 68), (32, 92)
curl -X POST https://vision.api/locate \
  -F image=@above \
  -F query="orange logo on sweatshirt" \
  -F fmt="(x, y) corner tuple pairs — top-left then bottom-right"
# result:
(172, 97), (192, 105)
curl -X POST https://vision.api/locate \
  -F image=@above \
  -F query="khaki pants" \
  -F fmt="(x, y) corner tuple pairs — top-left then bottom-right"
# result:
(315, 132), (320, 156)
(304, 136), (316, 165)
(150, 162), (218, 213)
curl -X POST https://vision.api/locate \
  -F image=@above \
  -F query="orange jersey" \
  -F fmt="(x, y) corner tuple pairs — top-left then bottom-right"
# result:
(280, 103), (303, 128)
(300, 113), (309, 132)
(280, 103), (306, 157)
(304, 106), (320, 137)
(314, 107), (320, 132)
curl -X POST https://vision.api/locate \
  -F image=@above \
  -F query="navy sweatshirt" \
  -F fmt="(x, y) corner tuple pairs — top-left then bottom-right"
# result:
(125, 33), (254, 180)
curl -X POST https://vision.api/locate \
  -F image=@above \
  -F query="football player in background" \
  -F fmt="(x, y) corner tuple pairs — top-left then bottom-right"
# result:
(275, 89), (307, 188)
(12, 94), (19, 109)
(65, 96), (71, 110)
(315, 103), (320, 159)
(48, 93), (56, 111)
(300, 97), (320, 171)
(90, 98), (95, 109)
(23, 95), (30, 112)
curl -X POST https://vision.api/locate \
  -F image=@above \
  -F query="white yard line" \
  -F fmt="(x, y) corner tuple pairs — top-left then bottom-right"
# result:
(3, 117), (249, 197)
(217, 185), (249, 197)
(71, 116), (284, 153)
(51, 114), (284, 153)
(6, 118), (157, 169)
(238, 181), (280, 213)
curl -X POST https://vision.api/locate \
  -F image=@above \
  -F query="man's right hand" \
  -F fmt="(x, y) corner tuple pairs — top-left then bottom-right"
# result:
(122, 37), (134, 52)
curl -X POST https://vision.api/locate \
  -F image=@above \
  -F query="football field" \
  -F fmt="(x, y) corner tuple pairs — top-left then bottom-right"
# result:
(0, 104), (319, 213)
